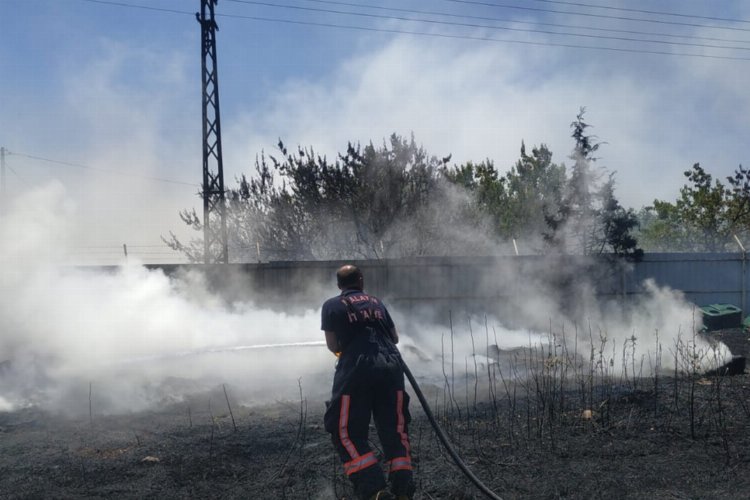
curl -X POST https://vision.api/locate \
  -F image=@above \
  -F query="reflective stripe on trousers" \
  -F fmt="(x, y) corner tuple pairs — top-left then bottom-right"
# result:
(339, 394), (379, 475)
(387, 456), (412, 473)
(396, 390), (411, 458)
(344, 451), (378, 475)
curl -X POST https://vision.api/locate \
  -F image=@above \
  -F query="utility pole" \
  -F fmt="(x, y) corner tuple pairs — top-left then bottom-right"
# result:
(196, 0), (228, 264)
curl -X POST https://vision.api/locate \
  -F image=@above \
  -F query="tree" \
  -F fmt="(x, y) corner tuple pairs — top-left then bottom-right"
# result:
(442, 142), (568, 249)
(503, 142), (567, 245)
(165, 134), (491, 262)
(596, 175), (643, 260)
(544, 108), (598, 252)
(441, 159), (508, 234)
(635, 202), (692, 252)
(639, 163), (750, 252)
(340, 135), (446, 258)
(167, 118), (643, 262)
(677, 164), (730, 251)
(542, 108), (641, 260)
(724, 163), (750, 246)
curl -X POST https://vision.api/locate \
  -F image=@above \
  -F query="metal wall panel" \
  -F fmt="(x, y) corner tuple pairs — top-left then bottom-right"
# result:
(147, 252), (750, 316)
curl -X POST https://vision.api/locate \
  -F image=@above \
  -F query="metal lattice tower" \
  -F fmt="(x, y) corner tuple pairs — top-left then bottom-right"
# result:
(196, 0), (228, 264)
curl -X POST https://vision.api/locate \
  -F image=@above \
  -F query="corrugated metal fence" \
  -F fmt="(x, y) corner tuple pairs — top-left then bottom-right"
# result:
(627, 253), (748, 313)
(150, 252), (749, 316)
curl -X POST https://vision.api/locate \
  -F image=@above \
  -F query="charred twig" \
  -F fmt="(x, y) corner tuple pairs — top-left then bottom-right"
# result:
(222, 384), (238, 433)
(88, 382), (93, 427)
(464, 356), (470, 426)
(80, 459), (90, 494)
(265, 379), (307, 485)
(449, 310), (461, 419)
(441, 332), (459, 419)
(297, 379), (308, 462)
(485, 316), (498, 424)
(209, 419), (215, 462)
(208, 398), (215, 426)
(468, 316), (479, 413)
(208, 398), (216, 460)
(414, 415), (424, 488)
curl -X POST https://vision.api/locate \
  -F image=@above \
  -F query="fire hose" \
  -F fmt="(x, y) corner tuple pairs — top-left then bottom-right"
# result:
(340, 326), (502, 499)
(395, 350), (503, 500)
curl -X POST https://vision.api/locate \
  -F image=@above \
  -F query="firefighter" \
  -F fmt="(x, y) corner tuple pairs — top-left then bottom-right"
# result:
(322, 264), (415, 500)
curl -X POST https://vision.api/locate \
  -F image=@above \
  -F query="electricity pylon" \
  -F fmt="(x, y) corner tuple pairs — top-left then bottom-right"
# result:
(196, 0), (228, 264)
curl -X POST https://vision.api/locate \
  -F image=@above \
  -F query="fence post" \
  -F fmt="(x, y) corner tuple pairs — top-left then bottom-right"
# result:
(734, 236), (747, 316)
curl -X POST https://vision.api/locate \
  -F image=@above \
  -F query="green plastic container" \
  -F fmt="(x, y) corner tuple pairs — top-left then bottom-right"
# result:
(700, 303), (742, 331)
(743, 315), (750, 332)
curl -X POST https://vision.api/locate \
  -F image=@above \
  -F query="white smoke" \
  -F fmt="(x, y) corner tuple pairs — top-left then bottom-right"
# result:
(0, 183), (333, 414)
(396, 276), (733, 384)
(0, 183), (735, 416)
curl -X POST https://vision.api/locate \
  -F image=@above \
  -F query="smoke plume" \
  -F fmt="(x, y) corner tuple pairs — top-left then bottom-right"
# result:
(0, 183), (734, 416)
(0, 183), (332, 414)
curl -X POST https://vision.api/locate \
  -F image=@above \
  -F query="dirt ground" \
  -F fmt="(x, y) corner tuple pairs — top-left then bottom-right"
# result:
(1, 329), (750, 500)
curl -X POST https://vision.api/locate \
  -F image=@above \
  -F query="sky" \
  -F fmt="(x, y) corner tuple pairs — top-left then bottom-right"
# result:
(1, 0), (750, 264)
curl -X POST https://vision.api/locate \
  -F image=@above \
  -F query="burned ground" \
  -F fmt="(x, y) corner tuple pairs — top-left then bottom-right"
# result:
(1, 329), (750, 499)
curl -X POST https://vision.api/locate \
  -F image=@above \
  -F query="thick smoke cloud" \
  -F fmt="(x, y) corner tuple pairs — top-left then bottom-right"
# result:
(0, 183), (733, 416)
(398, 265), (732, 388)
(0, 183), (331, 414)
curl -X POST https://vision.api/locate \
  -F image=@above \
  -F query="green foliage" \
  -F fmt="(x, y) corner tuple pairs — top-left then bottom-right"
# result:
(167, 113), (648, 262)
(441, 142), (568, 247)
(597, 176), (643, 260)
(166, 134), (496, 261)
(440, 159), (506, 237)
(504, 142), (567, 242)
(635, 202), (692, 252)
(639, 163), (750, 252)
(678, 164), (730, 251)
(543, 108), (642, 260)
(242, 133), (449, 260)
(724, 164), (750, 244)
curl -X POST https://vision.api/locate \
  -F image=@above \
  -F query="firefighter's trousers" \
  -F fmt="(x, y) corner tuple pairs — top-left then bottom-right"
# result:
(325, 346), (415, 499)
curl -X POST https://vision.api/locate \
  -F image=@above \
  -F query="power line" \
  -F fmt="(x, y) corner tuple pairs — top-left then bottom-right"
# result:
(292, 0), (750, 46)
(4, 164), (30, 188)
(79, 0), (193, 16)
(206, 13), (750, 62)
(225, 0), (750, 52)
(78, 0), (750, 61)
(81, 0), (750, 34)
(72, 244), (177, 249)
(440, 0), (750, 33)
(69, 251), (181, 255)
(530, 0), (750, 25)
(7, 151), (198, 187)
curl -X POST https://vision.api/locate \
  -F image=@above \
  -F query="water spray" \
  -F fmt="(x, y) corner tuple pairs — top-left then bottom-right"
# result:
(120, 341), (327, 364)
